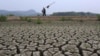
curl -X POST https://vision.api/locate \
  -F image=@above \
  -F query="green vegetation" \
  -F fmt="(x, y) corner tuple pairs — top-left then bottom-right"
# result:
(20, 16), (28, 21)
(8, 14), (14, 16)
(27, 18), (32, 22)
(60, 17), (65, 21)
(35, 18), (42, 24)
(20, 16), (32, 22)
(60, 17), (72, 21)
(0, 15), (7, 22)
(51, 12), (97, 16)
(97, 15), (100, 21)
(20, 16), (42, 23)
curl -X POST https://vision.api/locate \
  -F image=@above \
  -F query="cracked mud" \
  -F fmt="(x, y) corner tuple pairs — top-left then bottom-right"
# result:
(0, 21), (100, 56)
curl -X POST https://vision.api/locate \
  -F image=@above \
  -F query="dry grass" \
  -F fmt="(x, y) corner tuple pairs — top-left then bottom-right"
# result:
(7, 16), (97, 21)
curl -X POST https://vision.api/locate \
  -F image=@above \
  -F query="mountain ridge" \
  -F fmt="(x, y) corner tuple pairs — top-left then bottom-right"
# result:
(0, 9), (39, 16)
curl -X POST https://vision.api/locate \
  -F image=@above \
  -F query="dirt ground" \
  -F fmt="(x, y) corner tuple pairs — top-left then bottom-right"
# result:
(0, 21), (100, 56)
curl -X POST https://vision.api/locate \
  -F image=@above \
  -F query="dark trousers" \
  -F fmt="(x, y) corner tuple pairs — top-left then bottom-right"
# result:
(43, 12), (46, 16)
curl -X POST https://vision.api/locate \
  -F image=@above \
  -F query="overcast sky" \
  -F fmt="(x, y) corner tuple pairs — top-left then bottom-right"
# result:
(0, 0), (100, 14)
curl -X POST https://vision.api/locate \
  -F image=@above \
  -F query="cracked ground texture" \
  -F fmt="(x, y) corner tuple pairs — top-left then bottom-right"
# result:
(0, 21), (100, 56)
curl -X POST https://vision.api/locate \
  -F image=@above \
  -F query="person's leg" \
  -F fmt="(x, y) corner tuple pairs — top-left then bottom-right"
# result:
(43, 13), (44, 16)
(43, 12), (45, 16)
(44, 12), (46, 16)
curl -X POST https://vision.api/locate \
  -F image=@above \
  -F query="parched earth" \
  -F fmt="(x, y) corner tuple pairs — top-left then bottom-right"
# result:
(0, 21), (100, 56)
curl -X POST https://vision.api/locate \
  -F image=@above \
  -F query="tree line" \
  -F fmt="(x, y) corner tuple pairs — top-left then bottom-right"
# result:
(51, 12), (98, 16)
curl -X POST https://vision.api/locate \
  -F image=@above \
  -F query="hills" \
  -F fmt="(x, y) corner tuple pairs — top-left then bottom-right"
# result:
(0, 9), (99, 16)
(0, 9), (39, 16)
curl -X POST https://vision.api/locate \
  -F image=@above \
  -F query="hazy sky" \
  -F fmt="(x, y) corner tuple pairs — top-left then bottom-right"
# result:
(0, 0), (100, 14)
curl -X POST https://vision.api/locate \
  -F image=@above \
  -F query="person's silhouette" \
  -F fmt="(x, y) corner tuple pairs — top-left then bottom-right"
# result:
(42, 7), (46, 16)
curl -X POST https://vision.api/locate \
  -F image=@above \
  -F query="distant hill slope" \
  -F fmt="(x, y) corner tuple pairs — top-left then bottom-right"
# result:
(0, 9), (39, 16)
(51, 12), (98, 16)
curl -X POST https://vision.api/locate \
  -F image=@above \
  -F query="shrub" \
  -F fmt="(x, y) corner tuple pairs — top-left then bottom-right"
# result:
(20, 17), (32, 22)
(35, 18), (42, 24)
(0, 15), (7, 22)
(60, 17), (65, 21)
(8, 14), (14, 16)
(24, 17), (28, 21)
(60, 17), (72, 21)
(97, 15), (100, 21)
(27, 18), (32, 22)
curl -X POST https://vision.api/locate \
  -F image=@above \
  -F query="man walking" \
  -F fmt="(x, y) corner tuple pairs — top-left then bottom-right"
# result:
(42, 7), (46, 16)
(42, 2), (55, 16)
